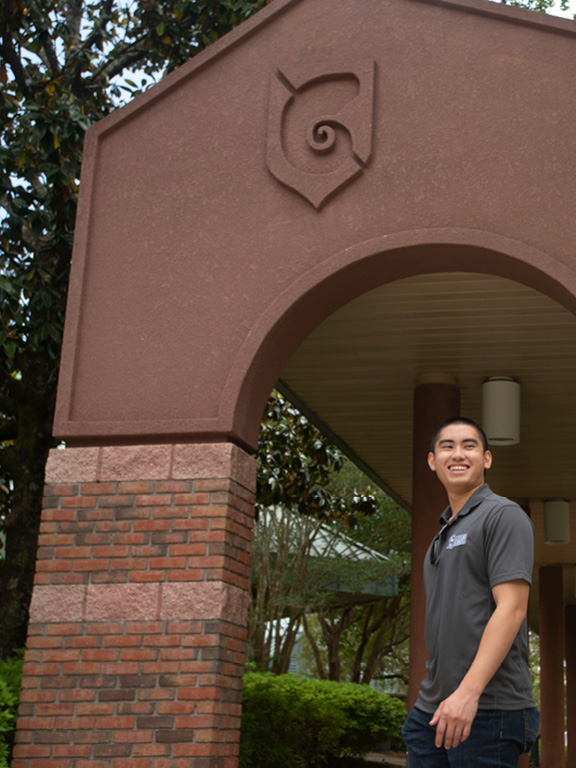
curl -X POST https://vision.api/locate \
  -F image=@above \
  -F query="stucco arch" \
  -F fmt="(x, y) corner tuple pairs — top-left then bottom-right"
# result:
(225, 227), (576, 450)
(52, 0), (576, 453)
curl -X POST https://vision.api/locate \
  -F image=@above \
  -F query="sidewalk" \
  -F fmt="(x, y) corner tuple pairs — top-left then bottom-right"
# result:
(364, 752), (407, 767)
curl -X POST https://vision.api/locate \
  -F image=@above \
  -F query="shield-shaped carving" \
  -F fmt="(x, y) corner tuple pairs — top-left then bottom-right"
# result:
(266, 59), (375, 209)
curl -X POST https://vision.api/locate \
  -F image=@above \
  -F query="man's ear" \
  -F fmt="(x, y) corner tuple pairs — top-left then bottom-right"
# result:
(484, 450), (493, 471)
(427, 451), (436, 472)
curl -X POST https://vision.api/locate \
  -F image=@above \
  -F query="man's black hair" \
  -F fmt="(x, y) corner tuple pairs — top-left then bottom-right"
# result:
(429, 417), (489, 453)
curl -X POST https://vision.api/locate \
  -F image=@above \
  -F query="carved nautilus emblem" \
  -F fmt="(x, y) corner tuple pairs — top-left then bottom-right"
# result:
(266, 59), (375, 209)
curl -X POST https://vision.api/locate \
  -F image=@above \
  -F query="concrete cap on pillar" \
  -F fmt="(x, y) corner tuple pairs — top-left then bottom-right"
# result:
(417, 373), (458, 386)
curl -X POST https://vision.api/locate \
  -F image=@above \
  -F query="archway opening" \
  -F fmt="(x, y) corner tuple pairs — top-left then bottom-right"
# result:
(262, 265), (576, 760)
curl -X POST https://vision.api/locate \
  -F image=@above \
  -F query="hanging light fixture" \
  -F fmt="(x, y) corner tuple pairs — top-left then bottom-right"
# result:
(482, 377), (520, 445)
(544, 499), (571, 545)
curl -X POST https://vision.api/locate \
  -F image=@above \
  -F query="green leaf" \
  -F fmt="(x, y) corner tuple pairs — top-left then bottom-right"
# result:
(3, 341), (17, 360)
(0, 279), (20, 299)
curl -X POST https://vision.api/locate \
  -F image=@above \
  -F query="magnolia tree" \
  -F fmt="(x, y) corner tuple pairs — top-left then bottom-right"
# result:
(0, 0), (268, 658)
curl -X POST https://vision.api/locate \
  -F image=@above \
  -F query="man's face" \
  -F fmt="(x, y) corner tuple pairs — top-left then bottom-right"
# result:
(427, 423), (492, 493)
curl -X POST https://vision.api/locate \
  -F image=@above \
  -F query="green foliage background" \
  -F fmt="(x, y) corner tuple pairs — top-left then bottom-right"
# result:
(0, 651), (23, 768)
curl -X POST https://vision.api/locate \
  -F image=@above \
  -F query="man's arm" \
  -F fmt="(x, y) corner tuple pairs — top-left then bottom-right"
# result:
(429, 579), (530, 750)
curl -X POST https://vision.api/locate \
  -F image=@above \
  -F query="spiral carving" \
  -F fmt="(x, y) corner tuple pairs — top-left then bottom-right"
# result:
(308, 120), (338, 154)
(266, 60), (375, 209)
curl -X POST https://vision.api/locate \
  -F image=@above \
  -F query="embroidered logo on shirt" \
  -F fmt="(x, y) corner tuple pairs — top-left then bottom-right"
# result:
(446, 533), (467, 550)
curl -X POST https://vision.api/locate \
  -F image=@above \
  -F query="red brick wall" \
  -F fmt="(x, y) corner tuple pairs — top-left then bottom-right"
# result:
(12, 444), (256, 768)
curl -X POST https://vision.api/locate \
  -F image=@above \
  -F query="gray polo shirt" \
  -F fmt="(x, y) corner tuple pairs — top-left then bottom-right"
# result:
(416, 484), (535, 713)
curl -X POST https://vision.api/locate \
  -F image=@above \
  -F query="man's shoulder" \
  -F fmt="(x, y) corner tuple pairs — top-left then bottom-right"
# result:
(478, 485), (518, 508)
(483, 489), (516, 507)
(478, 487), (533, 528)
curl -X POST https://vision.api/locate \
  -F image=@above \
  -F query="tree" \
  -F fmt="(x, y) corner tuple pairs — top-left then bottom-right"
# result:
(0, 0), (267, 658)
(284, 457), (411, 687)
(298, 473), (412, 688)
(300, 581), (411, 687)
(251, 391), (381, 672)
(250, 391), (410, 678)
(248, 505), (325, 674)
(503, 0), (572, 12)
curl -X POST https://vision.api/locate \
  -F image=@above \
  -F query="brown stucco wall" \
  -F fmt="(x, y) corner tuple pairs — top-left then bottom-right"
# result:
(54, 0), (576, 450)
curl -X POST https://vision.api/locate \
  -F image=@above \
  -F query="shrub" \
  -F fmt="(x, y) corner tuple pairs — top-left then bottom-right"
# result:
(0, 651), (24, 768)
(239, 672), (406, 768)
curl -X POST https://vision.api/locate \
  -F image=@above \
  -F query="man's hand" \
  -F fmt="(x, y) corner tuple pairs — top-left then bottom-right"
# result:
(429, 687), (480, 749)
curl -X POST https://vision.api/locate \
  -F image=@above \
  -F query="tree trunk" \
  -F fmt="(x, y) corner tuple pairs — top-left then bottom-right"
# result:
(0, 389), (55, 658)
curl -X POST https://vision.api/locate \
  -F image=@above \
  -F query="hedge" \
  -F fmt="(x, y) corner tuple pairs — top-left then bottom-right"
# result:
(0, 651), (23, 768)
(239, 672), (406, 768)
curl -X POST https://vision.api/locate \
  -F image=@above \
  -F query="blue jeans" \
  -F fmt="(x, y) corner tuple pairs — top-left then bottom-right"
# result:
(402, 706), (540, 767)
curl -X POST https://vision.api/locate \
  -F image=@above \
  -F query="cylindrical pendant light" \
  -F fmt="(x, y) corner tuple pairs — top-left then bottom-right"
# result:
(482, 377), (520, 446)
(544, 499), (571, 545)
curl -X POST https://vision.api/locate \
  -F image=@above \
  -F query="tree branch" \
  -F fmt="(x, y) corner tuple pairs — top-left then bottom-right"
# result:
(42, 36), (62, 76)
(70, 0), (114, 63)
(64, 0), (115, 91)
(302, 613), (327, 680)
(92, 39), (152, 83)
(351, 604), (374, 682)
(0, 417), (18, 443)
(65, 0), (84, 48)
(0, 37), (32, 99)
(0, 2), (31, 97)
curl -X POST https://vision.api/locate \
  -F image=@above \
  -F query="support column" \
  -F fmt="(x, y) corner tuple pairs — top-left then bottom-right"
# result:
(539, 565), (565, 768)
(12, 443), (256, 768)
(567, 604), (576, 768)
(517, 508), (532, 768)
(408, 374), (460, 709)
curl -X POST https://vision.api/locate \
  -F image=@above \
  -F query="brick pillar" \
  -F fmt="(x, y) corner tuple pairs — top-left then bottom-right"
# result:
(12, 443), (256, 768)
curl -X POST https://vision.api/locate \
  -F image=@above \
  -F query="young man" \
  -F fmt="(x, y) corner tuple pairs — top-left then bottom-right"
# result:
(402, 417), (540, 767)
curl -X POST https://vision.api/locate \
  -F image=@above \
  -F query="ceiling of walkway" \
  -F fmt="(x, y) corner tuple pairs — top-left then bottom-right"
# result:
(279, 271), (576, 610)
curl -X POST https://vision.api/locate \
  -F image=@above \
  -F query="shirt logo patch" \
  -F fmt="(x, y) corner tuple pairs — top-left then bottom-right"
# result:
(446, 533), (467, 550)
